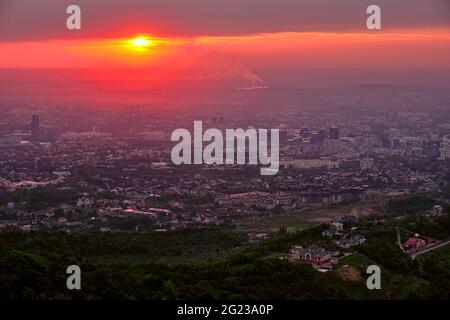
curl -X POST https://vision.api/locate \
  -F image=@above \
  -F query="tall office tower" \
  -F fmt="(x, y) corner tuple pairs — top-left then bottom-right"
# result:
(430, 131), (440, 142)
(322, 127), (341, 155)
(310, 132), (322, 145)
(42, 126), (61, 144)
(279, 130), (288, 145)
(318, 128), (327, 143)
(329, 127), (339, 140)
(322, 138), (341, 155)
(390, 138), (401, 149)
(30, 115), (40, 142)
(439, 135), (450, 159)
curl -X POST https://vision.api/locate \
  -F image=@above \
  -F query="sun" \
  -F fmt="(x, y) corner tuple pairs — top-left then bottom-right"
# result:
(131, 36), (151, 47)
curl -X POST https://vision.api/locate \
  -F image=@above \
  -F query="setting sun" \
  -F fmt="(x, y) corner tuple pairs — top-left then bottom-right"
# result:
(131, 36), (151, 47)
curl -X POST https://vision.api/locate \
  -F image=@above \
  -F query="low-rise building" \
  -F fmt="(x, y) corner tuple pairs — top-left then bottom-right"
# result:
(403, 236), (427, 251)
(330, 221), (344, 232)
(289, 245), (332, 265)
(333, 234), (366, 248)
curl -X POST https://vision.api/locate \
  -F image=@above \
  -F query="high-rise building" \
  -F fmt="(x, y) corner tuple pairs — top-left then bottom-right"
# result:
(390, 138), (401, 149)
(439, 135), (450, 159)
(318, 128), (327, 143)
(329, 127), (339, 140)
(30, 115), (40, 142)
(430, 131), (440, 142)
(323, 138), (341, 155)
(310, 132), (321, 145)
(279, 130), (288, 145)
(41, 126), (61, 143)
(321, 127), (340, 154)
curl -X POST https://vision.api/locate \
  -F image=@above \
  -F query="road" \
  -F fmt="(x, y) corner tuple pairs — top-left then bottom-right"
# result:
(410, 240), (450, 259)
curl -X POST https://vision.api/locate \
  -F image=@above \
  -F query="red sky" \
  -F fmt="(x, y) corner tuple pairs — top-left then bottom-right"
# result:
(0, 0), (449, 91)
(2, 31), (449, 70)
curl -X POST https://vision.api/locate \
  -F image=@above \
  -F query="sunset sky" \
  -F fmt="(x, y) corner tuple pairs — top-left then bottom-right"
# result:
(0, 0), (449, 91)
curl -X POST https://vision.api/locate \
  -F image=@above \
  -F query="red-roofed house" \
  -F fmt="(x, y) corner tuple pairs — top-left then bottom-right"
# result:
(403, 237), (426, 250)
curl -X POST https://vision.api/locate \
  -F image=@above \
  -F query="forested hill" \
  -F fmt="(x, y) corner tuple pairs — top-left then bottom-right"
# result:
(1, 221), (450, 300)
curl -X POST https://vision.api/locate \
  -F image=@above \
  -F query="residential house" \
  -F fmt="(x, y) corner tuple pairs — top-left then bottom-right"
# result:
(330, 221), (344, 232)
(403, 236), (427, 251)
(289, 245), (332, 265)
(333, 234), (366, 248)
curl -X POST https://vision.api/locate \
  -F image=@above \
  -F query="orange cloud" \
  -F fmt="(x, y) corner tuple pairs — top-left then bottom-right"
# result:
(1, 29), (449, 70)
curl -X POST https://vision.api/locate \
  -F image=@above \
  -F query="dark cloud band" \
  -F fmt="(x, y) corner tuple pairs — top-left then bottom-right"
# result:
(0, 0), (448, 41)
